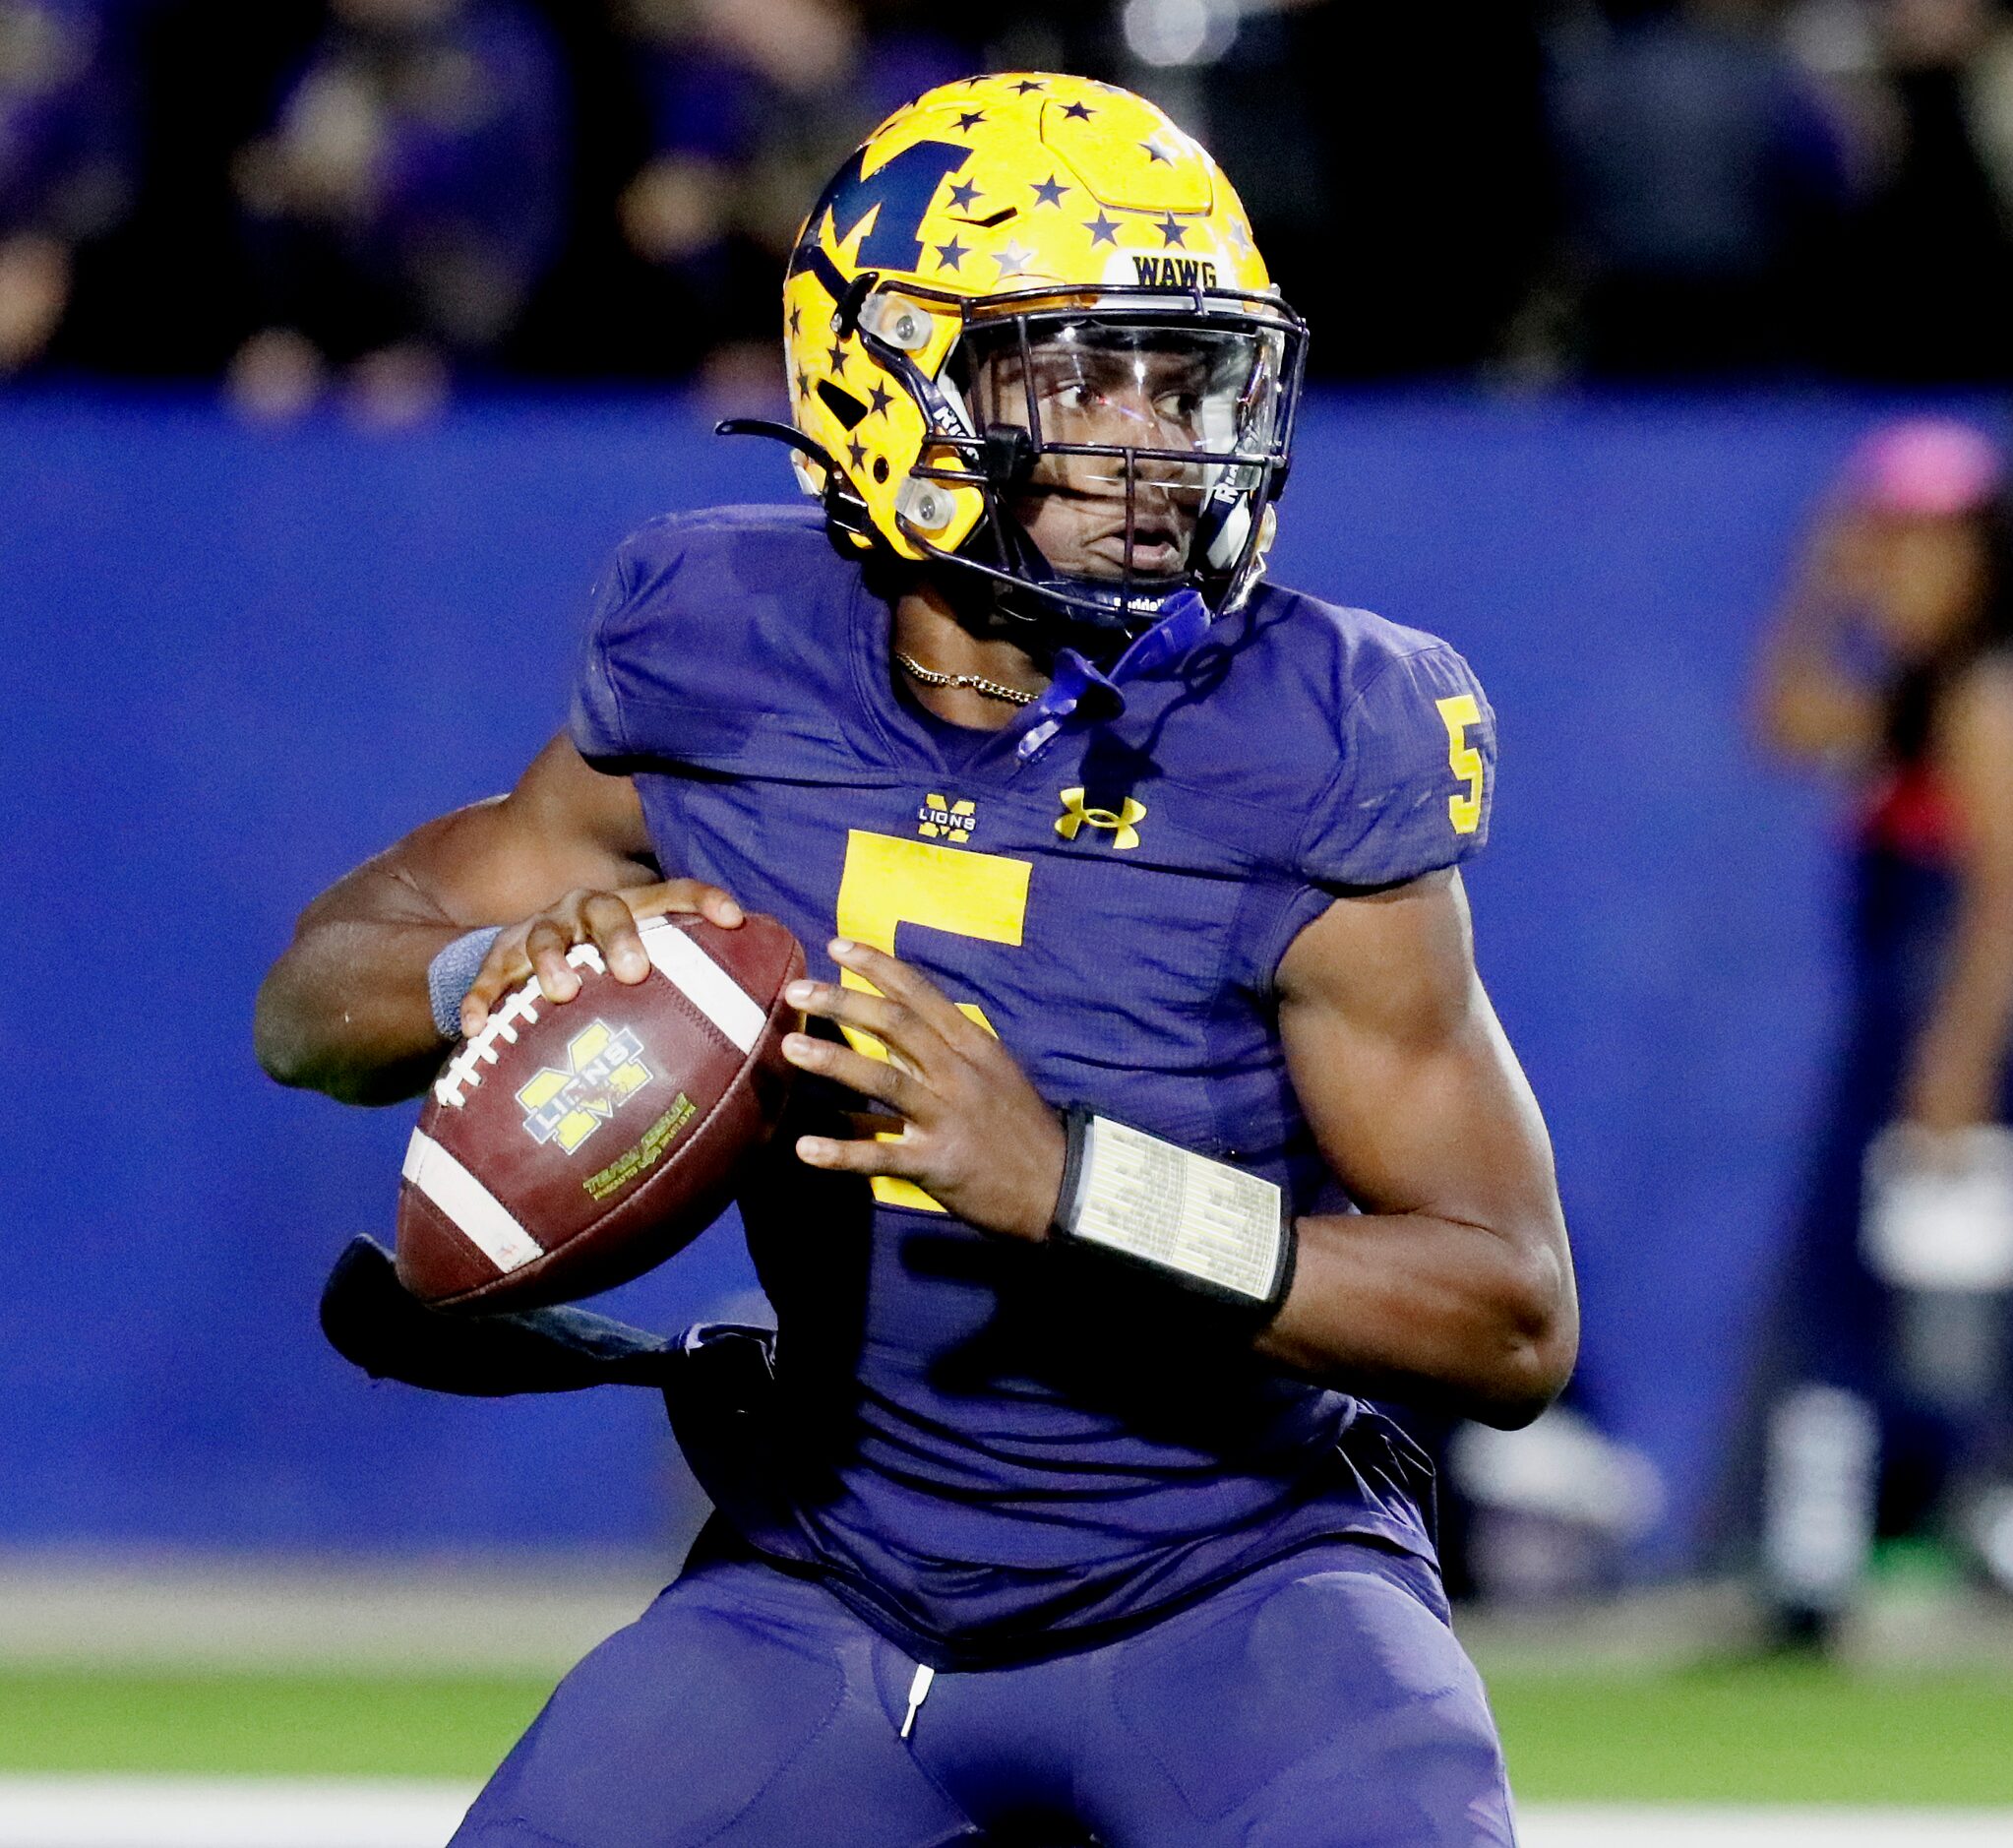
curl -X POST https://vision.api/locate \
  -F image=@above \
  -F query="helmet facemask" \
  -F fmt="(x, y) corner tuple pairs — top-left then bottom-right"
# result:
(877, 287), (1306, 641)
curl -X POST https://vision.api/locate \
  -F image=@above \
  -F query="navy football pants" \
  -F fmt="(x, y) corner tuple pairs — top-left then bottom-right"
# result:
(452, 1537), (1517, 1847)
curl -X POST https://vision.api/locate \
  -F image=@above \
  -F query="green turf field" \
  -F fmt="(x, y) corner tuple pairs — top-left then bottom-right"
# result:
(1489, 1661), (2013, 1805)
(0, 1669), (552, 1781)
(1, 1660), (2008, 1804)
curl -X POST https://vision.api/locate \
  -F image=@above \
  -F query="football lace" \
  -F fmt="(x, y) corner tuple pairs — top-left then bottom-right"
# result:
(433, 943), (610, 1109)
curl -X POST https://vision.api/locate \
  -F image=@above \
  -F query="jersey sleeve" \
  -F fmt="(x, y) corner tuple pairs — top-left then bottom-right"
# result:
(1296, 642), (1495, 889)
(569, 534), (646, 766)
(568, 506), (848, 773)
(568, 521), (747, 769)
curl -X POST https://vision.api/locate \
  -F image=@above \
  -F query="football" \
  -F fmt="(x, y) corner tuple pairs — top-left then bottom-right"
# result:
(396, 911), (805, 1311)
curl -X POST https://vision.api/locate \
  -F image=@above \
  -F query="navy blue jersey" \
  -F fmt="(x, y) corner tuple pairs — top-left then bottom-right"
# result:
(571, 505), (1496, 1667)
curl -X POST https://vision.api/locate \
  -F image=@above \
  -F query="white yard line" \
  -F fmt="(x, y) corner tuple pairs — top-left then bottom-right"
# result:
(0, 1782), (2010, 1848)
(1525, 1809), (2013, 1846)
(0, 1780), (472, 1847)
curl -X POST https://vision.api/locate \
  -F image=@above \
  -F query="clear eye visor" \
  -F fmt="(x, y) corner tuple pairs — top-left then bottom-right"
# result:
(958, 309), (1295, 503)
(871, 284), (1307, 630)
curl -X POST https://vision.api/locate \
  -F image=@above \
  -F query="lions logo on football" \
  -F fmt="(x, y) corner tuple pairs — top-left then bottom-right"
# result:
(516, 1020), (655, 1154)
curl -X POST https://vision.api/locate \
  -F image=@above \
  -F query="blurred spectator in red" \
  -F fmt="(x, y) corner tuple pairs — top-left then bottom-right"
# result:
(1752, 418), (2013, 1642)
(1541, 0), (1856, 374)
(0, 0), (140, 373)
(1790, 0), (2013, 378)
(228, 0), (566, 423)
(608, 0), (973, 398)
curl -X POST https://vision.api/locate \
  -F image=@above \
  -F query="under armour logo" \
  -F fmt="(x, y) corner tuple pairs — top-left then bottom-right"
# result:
(1056, 787), (1146, 850)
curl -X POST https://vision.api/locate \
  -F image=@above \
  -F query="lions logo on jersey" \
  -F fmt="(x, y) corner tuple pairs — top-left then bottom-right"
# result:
(918, 793), (979, 842)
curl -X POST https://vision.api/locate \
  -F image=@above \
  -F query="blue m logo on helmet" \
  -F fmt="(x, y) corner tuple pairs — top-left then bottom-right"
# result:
(791, 139), (972, 278)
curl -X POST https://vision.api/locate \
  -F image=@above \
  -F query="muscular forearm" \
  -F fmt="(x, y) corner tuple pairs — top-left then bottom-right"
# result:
(1255, 1207), (1577, 1428)
(1904, 665), (2013, 1129)
(257, 759), (739, 1107)
(257, 745), (684, 1103)
(255, 867), (466, 1105)
(1264, 874), (1576, 1426)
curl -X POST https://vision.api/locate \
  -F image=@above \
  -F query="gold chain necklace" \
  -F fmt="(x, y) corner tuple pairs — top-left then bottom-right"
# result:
(893, 650), (1039, 708)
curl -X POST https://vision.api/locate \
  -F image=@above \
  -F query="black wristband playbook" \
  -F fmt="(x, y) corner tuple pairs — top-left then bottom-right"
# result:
(1050, 1108), (1297, 1317)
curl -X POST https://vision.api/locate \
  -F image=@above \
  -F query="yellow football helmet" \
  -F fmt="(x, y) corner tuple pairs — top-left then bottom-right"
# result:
(749, 72), (1307, 634)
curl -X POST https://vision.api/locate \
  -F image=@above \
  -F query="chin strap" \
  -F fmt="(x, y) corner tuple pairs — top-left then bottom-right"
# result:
(716, 415), (1213, 634)
(1017, 588), (1211, 761)
(713, 419), (1215, 757)
(899, 510), (1210, 635)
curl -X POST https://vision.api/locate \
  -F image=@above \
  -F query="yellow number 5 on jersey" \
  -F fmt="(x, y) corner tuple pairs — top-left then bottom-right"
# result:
(1435, 694), (1486, 836)
(833, 830), (1033, 1210)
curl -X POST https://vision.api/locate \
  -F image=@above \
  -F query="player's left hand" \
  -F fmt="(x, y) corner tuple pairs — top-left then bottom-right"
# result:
(781, 940), (1066, 1243)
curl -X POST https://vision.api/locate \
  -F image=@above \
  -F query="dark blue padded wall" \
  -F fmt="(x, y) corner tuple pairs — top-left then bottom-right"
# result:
(2, 389), (1982, 1568)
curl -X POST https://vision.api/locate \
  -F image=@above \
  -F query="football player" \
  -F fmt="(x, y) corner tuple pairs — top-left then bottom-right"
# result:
(258, 74), (1575, 1846)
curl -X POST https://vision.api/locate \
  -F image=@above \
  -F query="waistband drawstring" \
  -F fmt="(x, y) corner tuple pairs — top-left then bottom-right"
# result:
(899, 1662), (936, 1740)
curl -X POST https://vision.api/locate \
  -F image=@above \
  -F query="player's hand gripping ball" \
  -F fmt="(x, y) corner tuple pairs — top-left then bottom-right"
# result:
(784, 940), (1068, 1244)
(396, 911), (805, 1310)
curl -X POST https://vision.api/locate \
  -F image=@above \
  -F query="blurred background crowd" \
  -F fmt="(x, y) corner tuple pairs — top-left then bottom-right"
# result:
(18, 0), (2013, 417)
